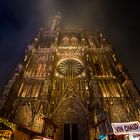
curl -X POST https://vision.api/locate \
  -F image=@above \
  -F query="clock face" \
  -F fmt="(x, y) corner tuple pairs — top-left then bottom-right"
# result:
(57, 59), (84, 77)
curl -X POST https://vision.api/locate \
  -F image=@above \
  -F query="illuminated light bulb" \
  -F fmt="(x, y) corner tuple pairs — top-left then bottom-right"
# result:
(86, 86), (88, 90)
(55, 73), (59, 76)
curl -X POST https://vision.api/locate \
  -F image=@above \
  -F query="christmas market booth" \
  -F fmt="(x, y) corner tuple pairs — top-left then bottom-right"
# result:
(0, 117), (29, 140)
(0, 117), (55, 140)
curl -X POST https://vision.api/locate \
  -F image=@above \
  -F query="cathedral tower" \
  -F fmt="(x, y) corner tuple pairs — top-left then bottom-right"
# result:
(0, 14), (140, 140)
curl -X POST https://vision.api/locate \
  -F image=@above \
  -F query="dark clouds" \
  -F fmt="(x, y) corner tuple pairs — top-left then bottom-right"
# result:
(0, 0), (140, 89)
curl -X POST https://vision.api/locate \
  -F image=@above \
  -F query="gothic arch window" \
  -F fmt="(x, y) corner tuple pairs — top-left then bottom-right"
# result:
(71, 37), (78, 46)
(36, 63), (46, 77)
(99, 81), (121, 97)
(111, 103), (129, 122)
(15, 105), (32, 128)
(32, 114), (44, 133)
(18, 83), (42, 97)
(62, 36), (70, 46)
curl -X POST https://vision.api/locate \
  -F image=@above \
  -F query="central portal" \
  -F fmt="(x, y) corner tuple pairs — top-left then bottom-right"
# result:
(54, 97), (89, 140)
(64, 123), (78, 140)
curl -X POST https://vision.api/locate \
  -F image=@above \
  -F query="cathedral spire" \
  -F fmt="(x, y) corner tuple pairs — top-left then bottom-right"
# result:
(50, 11), (61, 31)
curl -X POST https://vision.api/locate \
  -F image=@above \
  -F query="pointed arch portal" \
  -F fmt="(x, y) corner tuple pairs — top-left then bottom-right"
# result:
(53, 97), (89, 140)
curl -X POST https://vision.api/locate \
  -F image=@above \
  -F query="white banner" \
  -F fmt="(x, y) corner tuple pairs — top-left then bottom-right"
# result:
(111, 121), (140, 135)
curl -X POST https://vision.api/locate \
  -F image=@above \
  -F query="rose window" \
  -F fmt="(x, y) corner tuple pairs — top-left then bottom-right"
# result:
(57, 59), (84, 77)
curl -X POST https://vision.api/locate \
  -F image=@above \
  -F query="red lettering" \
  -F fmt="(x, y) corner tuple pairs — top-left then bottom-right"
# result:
(124, 123), (139, 132)
(124, 125), (129, 131)
(115, 126), (124, 132)
(133, 123), (138, 130)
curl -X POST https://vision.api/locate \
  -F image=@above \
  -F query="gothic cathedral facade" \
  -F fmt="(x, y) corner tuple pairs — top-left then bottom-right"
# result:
(0, 14), (140, 140)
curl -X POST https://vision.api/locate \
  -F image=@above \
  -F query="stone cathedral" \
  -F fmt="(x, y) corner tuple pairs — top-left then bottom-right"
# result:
(0, 14), (140, 140)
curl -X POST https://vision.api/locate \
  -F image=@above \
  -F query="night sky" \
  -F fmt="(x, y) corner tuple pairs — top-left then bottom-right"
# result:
(0, 0), (140, 90)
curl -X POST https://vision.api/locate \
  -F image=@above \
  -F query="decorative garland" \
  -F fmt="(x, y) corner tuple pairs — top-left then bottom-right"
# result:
(0, 117), (16, 131)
